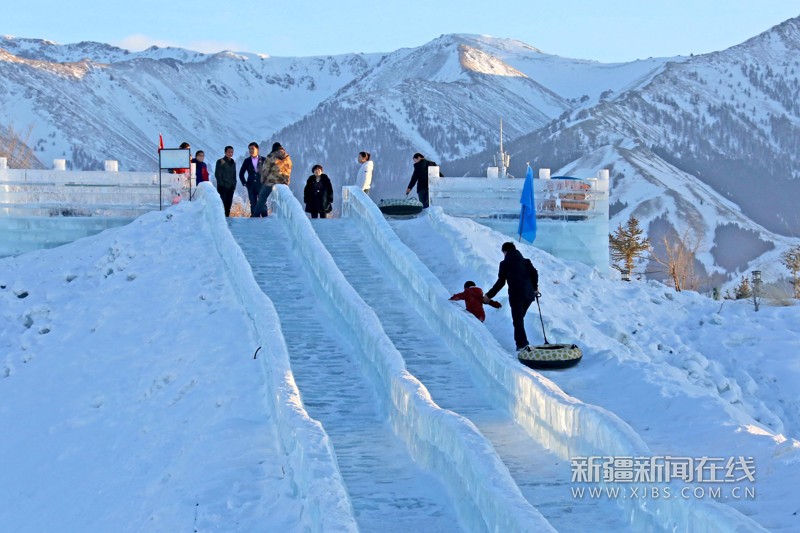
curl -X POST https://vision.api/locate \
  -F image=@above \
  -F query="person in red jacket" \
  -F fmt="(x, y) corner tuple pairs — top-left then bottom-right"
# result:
(449, 281), (501, 322)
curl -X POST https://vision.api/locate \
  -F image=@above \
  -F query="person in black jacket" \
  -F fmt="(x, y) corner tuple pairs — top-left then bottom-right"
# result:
(405, 152), (442, 208)
(304, 164), (334, 219)
(484, 242), (540, 351)
(214, 146), (237, 217)
(239, 142), (266, 217)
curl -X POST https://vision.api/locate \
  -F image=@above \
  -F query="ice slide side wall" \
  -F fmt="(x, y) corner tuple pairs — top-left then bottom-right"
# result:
(193, 183), (358, 533)
(341, 187), (766, 533)
(266, 185), (555, 533)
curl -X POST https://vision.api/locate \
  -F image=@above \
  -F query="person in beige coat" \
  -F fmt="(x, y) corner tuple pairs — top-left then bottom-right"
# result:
(253, 142), (292, 217)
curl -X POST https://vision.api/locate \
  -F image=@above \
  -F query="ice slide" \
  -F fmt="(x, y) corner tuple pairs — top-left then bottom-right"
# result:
(226, 186), (553, 532)
(336, 187), (765, 533)
(230, 217), (462, 531)
(210, 183), (762, 532)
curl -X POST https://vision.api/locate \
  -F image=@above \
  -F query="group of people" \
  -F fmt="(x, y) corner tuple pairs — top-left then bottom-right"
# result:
(177, 141), (444, 215)
(210, 141), (294, 218)
(182, 142), (375, 218)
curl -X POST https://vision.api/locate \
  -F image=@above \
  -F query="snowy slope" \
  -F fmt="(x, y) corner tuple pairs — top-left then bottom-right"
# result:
(393, 209), (800, 531)
(3, 189), (796, 530)
(555, 143), (796, 289)
(438, 34), (681, 102)
(0, 201), (326, 531)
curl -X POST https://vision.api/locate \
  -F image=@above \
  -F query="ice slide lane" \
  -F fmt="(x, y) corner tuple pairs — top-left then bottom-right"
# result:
(229, 218), (462, 532)
(313, 218), (631, 532)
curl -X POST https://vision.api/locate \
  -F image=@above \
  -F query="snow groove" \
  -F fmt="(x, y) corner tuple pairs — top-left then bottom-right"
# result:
(229, 218), (463, 532)
(266, 185), (554, 533)
(193, 183), (358, 532)
(340, 187), (766, 533)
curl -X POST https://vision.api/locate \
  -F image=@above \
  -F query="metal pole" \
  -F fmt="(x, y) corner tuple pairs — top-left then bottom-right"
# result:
(534, 294), (550, 345)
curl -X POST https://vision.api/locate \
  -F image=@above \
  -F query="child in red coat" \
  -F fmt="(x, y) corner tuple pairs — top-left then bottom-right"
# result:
(449, 281), (501, 322)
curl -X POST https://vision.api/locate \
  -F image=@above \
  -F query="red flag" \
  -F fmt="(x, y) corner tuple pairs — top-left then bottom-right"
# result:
(158, 133), (164, 151)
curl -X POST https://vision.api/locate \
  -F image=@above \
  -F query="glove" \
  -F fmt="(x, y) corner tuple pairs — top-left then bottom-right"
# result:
(535, 291), (542, 298)
(487, 299), (502, 309)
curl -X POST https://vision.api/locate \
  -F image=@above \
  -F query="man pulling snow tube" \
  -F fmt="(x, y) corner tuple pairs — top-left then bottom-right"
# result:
(521, 291), (583, 370)
(518, 343), (583, 369)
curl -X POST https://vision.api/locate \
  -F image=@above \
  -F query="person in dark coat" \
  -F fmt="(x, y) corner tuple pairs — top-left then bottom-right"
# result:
(214, 146), (237, 217)
(239, 142), (266, 217)
(405, 152), (442, 208)
(484, 242), (540, 351)
(304, 164), (334, 219)
(450, 281), (501, 322)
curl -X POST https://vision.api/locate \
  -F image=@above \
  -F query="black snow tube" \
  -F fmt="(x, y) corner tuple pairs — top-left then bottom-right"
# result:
(518, 343), (583, 369)
(378, 198), (424, 216)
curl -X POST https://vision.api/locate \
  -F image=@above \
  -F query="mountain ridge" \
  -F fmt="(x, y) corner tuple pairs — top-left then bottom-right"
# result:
(2, 25), (799, 285)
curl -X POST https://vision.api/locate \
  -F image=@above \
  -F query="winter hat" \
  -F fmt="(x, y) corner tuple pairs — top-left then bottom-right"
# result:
(272, 142), (283, 152)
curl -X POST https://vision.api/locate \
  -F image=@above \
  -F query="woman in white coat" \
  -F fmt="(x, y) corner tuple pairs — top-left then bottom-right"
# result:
(356, 151), (373, 195)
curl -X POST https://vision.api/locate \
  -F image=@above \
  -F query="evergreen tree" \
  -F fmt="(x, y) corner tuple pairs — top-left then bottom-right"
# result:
(734, 277), (752, 300)
(782, 245), (800, 299)
(609, 216), (651, 277)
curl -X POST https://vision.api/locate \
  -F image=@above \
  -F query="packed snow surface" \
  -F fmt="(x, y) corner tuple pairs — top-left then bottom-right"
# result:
(1, 185), (798, 531)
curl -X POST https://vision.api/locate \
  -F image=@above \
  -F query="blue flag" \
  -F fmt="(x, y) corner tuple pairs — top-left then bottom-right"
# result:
(518, 165), (537, 242)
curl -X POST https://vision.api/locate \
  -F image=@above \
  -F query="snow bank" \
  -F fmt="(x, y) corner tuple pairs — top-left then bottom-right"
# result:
(342, 189), (766, 532)
(193, 183), (357, 532)
(267, 185), (554, 533)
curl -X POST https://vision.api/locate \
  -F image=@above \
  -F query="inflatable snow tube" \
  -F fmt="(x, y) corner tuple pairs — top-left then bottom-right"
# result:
(518, 343), (583, 369)
(378, 198), (424, 216)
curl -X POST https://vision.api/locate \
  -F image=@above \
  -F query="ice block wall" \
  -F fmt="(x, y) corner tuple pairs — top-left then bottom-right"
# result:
(430, 173), (610, 273)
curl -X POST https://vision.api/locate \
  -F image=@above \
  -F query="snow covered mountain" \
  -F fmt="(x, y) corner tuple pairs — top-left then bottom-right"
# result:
(0, 33), (666, 178)
(449, 16), (800, 285)
(0, 34), (382, 170)
(273, 34), (676, 195)
(2, 22), (800, 283)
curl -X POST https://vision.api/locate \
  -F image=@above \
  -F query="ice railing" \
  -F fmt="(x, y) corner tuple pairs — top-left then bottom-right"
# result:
(429, 175), (609, 219)
(193, 183), (359, 533)
(268, 185), (555, 533)
(0, 166), (184, 216)
(342, 186), (765, 533)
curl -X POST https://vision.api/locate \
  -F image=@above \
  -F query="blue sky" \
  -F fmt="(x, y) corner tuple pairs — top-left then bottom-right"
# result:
(4, 1), (799, 61)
